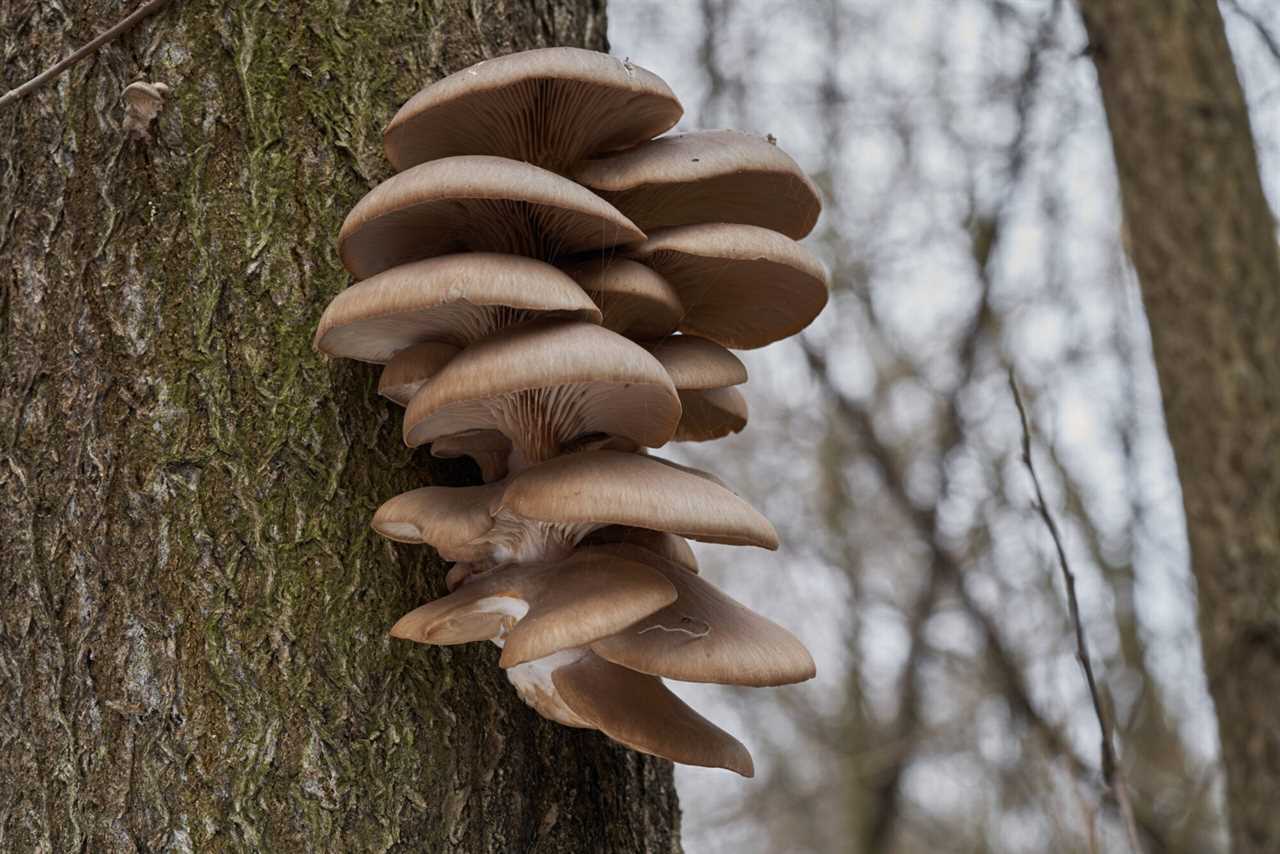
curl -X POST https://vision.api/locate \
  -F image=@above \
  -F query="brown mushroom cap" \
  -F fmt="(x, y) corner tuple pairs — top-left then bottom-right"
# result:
(372, 449), (776, 562)
(573, 130), (822, 239)
(499, 449), (779, 549)
(627, 223), (829, 349)
(561, 258), (684, 340)
(675, 385), (749, 442)
(403, 321), (681, 463)
(384, 48), (683, 173)
(581, 525), (699, 573)
(371, 482), (501, 559)
(552, 652), (755, 776)
(339, 156), (646, 279)
(429, 429), (514, 483)
(315, 254), (601, 362)
(589, 543), (816, 686)
(389, 547), (677, 669)
(644, 334), (747, 390)
(378, 341), (461, 406)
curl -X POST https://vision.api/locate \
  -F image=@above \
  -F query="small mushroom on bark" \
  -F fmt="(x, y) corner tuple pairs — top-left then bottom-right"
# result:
(122, 81), (169, 140)
(318, 48), (822, 774)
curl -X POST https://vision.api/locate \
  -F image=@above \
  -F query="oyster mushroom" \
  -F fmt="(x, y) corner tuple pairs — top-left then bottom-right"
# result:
(371, 449), (776, 564)
(561, 257), (684, 340)
(573, 129), (822, 239)
(339, 155), (645, 279)
(402, 321), (681, 465)
(627, 223), (830, 349)
(315, 253), (601, 361)
(384, 47), (683, 173)
(318, 47), (823, 775)
(644, 334), (750, 441)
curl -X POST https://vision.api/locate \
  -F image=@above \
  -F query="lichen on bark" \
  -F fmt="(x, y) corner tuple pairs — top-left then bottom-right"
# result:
(0, 1), (681, 851)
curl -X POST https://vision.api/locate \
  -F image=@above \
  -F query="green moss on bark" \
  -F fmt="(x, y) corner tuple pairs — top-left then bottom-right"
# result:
(0, 1), (681, 851)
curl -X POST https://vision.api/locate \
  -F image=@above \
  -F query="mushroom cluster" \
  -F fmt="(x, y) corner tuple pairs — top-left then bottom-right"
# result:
(316, 48), (828, 776)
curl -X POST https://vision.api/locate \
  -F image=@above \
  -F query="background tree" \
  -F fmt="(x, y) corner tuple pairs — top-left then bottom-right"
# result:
(0, 2), (683, 851)
(611, 1), (1279, 851)
(1078, 2), (1280, 851)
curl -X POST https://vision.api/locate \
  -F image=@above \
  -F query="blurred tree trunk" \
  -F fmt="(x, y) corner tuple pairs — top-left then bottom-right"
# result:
(0, 1), (682, 851)
(1077, 2), (1280, 851)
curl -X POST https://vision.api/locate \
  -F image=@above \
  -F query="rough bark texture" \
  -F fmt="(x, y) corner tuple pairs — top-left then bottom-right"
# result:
(1076, 2), (1280, 850)
(0, 2), (684, 851)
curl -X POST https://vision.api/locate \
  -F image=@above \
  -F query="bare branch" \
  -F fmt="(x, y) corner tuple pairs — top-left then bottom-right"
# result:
(1008, 370), (1145, 854)
(0, 0), (174, 112)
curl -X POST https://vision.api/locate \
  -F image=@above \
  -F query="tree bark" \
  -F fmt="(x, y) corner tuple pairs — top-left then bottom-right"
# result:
(1075, 1), (1280, 850)
(0, 2), (683, 851)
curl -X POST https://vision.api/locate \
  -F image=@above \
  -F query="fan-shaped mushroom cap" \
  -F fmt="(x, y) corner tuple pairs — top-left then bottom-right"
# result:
(389, 547), (677, 669)
(561, 258), (684, 340)
(589, 544), (815, 686)
(340, 156), (645, 279)
(316, 254), (601, 362)
(627, 223), (829, 349)
(371, 483), (501, 559)
(581, 525), (699, 573)
(378, 342), (460, 406)
(551, 652), (755, 776)
(500, 450), (778, 549)
(403, 321), (681, 463)
(644, 335), (749, 441)
(429, 429), (514, 483)
(645, 335), (747, 389)
(573, 130), (822, 239)
(384, 48), (683, 173)
(371, 449), (776, 562)
(675, 385), (749, 442)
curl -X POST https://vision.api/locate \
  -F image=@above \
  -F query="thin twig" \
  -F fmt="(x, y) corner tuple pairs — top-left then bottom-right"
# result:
(0, 0), (174, 111)
(801, 343), (1171, 851)
(1008, 369), (1145, 854)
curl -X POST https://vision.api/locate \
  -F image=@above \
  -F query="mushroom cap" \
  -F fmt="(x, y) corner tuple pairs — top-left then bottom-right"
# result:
(339, 156), (646, 279)
(627, 223), (829, 349)
(122, 81), (169, 105)
(315, 254), (601, 362)
(552, 652), (755, 776)
(372, 450), (776, 560)
(581, 525), (699, 573)
(589, 543), (816, 686)
(371, 482), (501, 559)
(499, 450), (779, 549)
(429, 429), (514, 483)
(384, 47), (683, 173)
(674, 386), (749, 442)
(644, 334), (747, 390)
(378, 341), (461, 406)
(561, 258), (684, 340)
(403, 321), (681, 461)
(573, 130), (822, 239)
(389, 547), (677, 669)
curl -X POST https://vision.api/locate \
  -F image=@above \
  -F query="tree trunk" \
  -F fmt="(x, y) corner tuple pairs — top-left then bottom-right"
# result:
(1076, 2), (1280, 850)
(0, 2), (683, 851)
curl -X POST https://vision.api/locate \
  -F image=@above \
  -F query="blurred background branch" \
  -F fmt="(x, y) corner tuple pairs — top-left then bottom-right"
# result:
(609, 0), (1276, 850)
